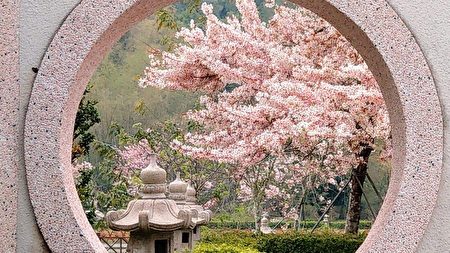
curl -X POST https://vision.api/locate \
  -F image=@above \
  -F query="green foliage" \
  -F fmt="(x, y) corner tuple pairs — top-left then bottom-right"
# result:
(75, 159), (132, 230)
(73, 84), (101, 161)
(85, 16), (199, 164)
(212, 205), (254, 226)
(200, 228), (259, 248)
(198, 228), (366, 253)
(194, 243), (260, 253)
(108, 122), (136, 147)
(156, 9), (179, 31)
(257, 231), (366, 253)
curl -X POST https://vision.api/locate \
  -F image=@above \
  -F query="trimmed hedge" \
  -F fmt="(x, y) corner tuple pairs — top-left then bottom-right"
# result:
(198, 229), (367, 253)
(256, 231), (366, 253)
(200, 229), (258, 248)
(207, 220), (372, 230)
(193, 243), (260, 253)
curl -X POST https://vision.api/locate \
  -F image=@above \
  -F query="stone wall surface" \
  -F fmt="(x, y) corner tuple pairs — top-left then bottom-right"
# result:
(0, 0), (449, 252)
(386, 1), (450, 252)
(18, 1), (80, 252)
(0, 0), (20, 252)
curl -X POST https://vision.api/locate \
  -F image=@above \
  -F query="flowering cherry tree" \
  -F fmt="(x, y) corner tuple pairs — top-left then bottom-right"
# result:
(139, 0), (391, 233)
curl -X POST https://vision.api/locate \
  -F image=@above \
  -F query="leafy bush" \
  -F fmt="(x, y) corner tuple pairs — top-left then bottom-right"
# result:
(200, 229), (258, 248)
(193, 243), (260, 253)
(197, 228), (366, 253)
(75, 160), (132, 230)
(257, 231), (366, 253)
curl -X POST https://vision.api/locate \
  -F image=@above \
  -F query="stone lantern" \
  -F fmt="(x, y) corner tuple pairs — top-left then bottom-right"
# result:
(260, 214), (273, 234)
(105, 155), (194, 253)
(168, 176), (212, 245)
(185, 183), (212, 223)
(168, 173), (188, 206)
(167, 173), (196, 251)
(185, 183), (212, 243)
(323, 214), (330, 228)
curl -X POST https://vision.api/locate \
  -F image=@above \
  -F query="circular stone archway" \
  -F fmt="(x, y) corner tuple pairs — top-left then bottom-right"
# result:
(24, 0), (443, 252)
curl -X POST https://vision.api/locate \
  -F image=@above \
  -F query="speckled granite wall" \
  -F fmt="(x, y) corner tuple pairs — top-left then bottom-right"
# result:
(0, 0), (20, 251)
(18, 1), (80, 251)
(1, 0), (450, 252)
(387, 1), (450, 252)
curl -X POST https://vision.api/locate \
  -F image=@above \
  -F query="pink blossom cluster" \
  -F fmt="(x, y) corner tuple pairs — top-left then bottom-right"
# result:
(238, 180), (254, 202)
(265, 185), (280, 199)
(117, 139), (154, 176)
(203, 198), (219, 209)
(203, 181), (214, 189)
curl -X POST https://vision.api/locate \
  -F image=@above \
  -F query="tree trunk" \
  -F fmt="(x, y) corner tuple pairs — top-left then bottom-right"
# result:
(295, 192), (306, 231)
(295, 203), (303, 231)
(254, 201), (261, 232)
(345, 146), (373, 234)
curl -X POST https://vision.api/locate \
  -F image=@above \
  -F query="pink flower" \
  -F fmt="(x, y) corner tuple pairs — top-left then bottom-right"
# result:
(203, 198), (218, 209)
(265, 185), (280, 199)
(72, 160), (93, 178)
(118, 139), (153, 176)
(204, 181), (214, 189)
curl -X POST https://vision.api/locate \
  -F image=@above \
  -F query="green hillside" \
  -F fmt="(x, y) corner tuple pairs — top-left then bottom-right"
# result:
(87, 15), (199, 146)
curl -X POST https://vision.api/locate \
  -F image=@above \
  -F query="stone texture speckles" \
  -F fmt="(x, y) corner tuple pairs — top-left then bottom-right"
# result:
(18, 0), (443, 253)
(24, 1), (174, 252)
(0, 0), (19, 251)
(294, 1), (443, 252)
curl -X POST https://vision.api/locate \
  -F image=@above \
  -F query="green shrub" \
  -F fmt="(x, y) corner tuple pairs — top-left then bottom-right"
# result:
(193, 243), (260, 253)
(198, 228), (366, 253)
(257, 231), (366, 253)
(200, 228), (258, 248)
